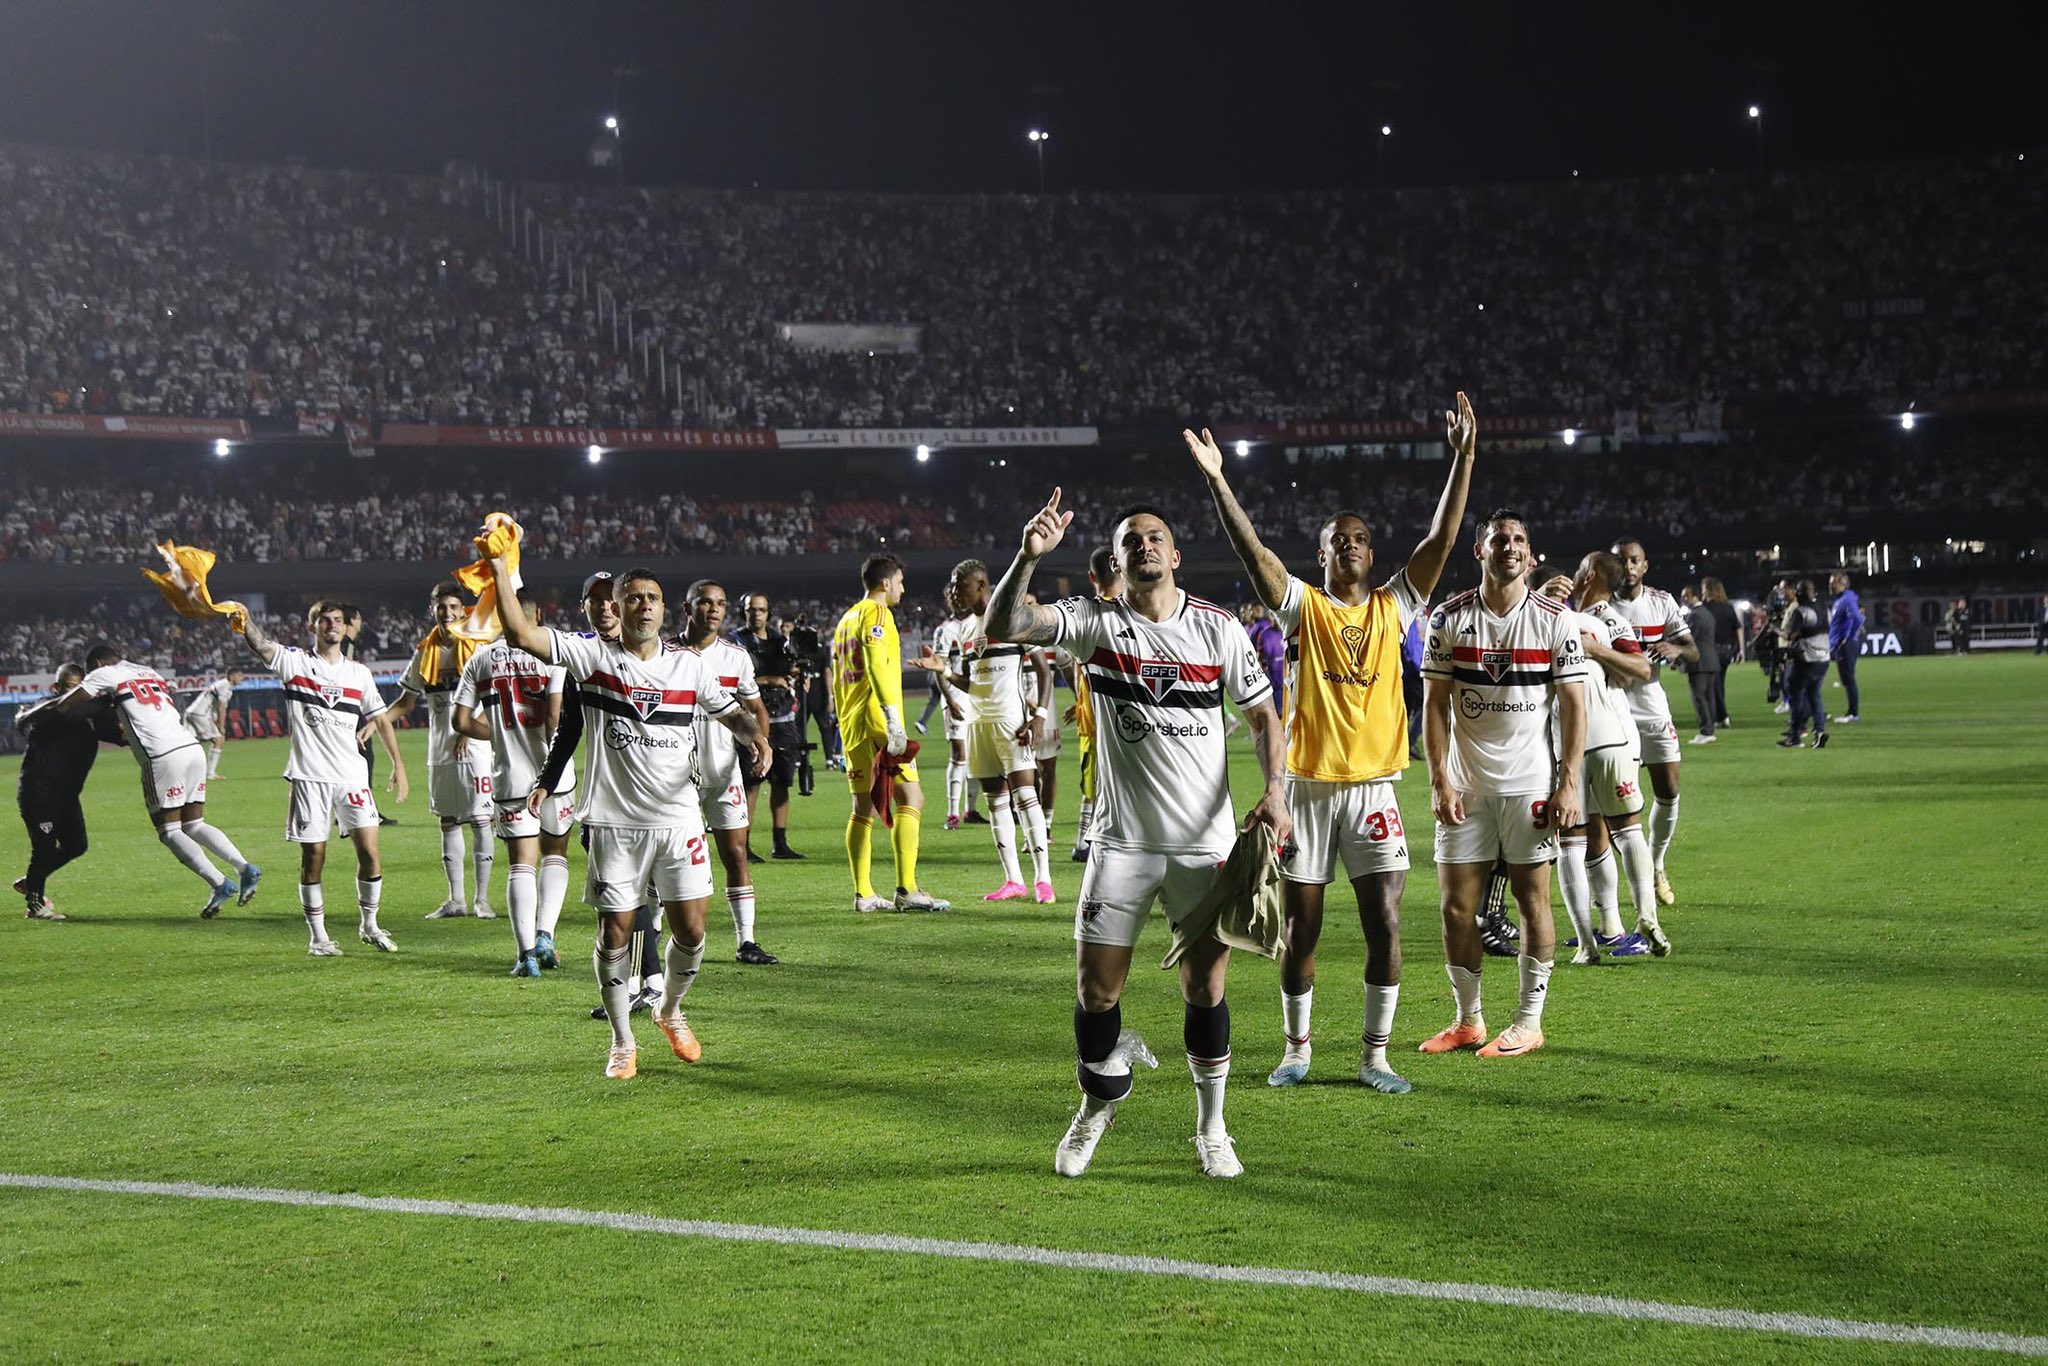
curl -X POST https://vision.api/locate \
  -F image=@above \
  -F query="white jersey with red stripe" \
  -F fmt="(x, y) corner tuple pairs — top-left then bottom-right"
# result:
(183, 677), (233, 725)
(451, 641), (572, 801)
(929, 616), (971, 713)
(959, 612), (1031, 728)
(1421, 585), (1588, 797)
(1051, 590), (1272, 854)
(1572, 601), (1644, 758)
(262, 643), (389, 786)
(1608, 585), (1692, 726)
(79, 660), (200, 761)
(546, 629), (736, 829)
(688, 637), (761, 795)
(400, 644), (489, 770)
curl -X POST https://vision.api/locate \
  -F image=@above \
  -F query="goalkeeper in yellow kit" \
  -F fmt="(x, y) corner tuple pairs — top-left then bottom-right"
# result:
(833, 554), (951, 912)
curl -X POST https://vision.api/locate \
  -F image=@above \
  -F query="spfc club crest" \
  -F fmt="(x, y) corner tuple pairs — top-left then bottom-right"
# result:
(1138, 661), (1181, 700)
(319, 683), (346, 708)
(1480, 649), (1512, 682)
(629, 687), (664, 720)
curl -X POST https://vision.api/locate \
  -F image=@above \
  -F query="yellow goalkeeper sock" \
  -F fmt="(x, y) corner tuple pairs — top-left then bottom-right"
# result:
(846, 815), (875, 899)
(891, 805), (921, 894)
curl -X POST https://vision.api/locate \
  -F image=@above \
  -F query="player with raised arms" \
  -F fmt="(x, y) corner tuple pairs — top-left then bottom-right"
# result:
(231, 602), (410, 954)
(986, 488), (1291, 1179)
(1189, 393), (1478, 1094)
(1419, 511), (1588, 1059)
(451, 587), (576, 977)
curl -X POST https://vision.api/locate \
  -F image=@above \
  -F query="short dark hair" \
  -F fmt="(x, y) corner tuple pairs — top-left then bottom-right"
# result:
(85, 643), (117, 669)
(306, 599), (348, 626)
(515, 588), (539, 613)
(685, 578), (724, 606)
(1577, 550), (1626, 597)
(743, 592), (771, 613)
(1113, 504), (1175, 542)
(1088, 545), (1121, 588)
(861, 554), (904, 590)
(429, 579), (463, 607)
(1796, 579), (1818, 603)
(1320, 510), (1372, 546)
(949, 558), (987, 585)
(1611, 537), (1646, 558)
(340, 602), (362, 624)
(617, 567), (664, 596)
(1477, 508), (1528, 541)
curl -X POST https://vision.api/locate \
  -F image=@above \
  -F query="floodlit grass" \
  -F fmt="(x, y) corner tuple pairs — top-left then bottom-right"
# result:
(2, 655), (2043, 1361)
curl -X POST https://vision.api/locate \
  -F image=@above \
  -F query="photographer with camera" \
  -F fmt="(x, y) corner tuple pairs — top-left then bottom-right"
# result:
(1777, 580), (1832, 750)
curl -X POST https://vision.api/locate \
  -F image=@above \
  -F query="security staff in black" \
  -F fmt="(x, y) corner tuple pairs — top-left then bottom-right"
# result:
(739, 627), (806, 859)
(15, 664), (125, 919)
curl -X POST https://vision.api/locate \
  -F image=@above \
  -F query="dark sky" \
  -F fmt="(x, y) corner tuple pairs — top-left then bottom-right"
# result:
(1, 1), (2039, 192)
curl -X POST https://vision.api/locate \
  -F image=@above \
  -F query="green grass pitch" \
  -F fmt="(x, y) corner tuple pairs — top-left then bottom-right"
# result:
(2, 655), (2043, 1361)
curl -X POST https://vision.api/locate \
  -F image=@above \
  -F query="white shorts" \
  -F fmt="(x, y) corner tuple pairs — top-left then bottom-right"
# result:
(186, 714), (220, 742)
(968, 718), (1034, 780)
(1074, 844), (1229, 948)
(1282, 776), (1409, 884)
(585, 821), (712, 913)
(1036, 720), (1063, 760)
(943, 703), (969, 744)
(496, 791), (575, 842)
(286, 778), (379, 843)
(429, 759), (494, 822)
(138, 745), (207, 813)
(1636, 716), (1681, 767)
(1433, 792), (1557, 867)
(701, 775), (750, 831)
(1583, 748), (1646, 820)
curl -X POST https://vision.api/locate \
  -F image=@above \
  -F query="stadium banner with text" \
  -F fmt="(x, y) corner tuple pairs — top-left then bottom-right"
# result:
(774, 426), (1100, 449)
(777, 322), (924, 354)
(377, 423), (777, 450)
(1218, 413), (1602, 443)
(0, 412), (251, 440)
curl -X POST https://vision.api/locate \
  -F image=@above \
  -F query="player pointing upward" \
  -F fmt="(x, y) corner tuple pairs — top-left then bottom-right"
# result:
(986, 486), (1291, 1180)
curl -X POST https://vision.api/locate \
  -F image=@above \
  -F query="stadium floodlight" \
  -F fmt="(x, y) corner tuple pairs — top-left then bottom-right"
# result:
(1748, 104), (1761, 120)
(586, 444), (603, 464)
(1562, 427), (1577, 446)
(1477, 302), (1485, 311)
(1027, 129), (1049, 143)
(213, 438), (231, 458)
(1380, 124), (1392, 137)
(1234, 439), (1251, 458)
(604, 115), (619, 132)
(1899, 412), (1916, 431)
(915, 444), (931, 462)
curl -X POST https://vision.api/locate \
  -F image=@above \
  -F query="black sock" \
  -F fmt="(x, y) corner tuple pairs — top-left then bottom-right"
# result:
(1183, 998), (1231, 1063)
(1075, 1001), (1130, 1102)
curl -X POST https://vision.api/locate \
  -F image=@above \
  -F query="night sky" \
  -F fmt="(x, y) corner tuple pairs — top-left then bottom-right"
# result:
(1, 1), (2040, 192)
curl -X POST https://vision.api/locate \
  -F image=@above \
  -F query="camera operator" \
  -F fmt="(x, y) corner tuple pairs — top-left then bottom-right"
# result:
(1944, 599), (1972, 656)
(1777, 580), (1832, 749)
(1758, 579), (1791, 713)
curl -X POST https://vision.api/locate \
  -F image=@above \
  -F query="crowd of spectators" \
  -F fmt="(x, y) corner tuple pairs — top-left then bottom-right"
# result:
(4, 142), (2041, 430)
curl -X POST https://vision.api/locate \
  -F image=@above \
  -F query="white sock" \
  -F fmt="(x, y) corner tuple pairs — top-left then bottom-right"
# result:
(1514, 953), (1554, 1029)
(989, 792), (1023, 885)
(440, 824), (465, 903)
(537, 855), (569, 936)
(470, 823), (494, 908)
(727, 885), (756, 949)
(157, 822), (223, 886)
(946, 759), (966, 820)
(1014, 786), (1052, 884)
(595, 942), (634, 1047)
(1448, 963), (1483, 1025)
(657, 936), (705, 1017)
(356, 876), (382, 931)
(299, 882), (326, 945)
(1074, 797), (1094, 848)
(506, 864), (537, 953)
(1281, 987), (1313, 1054)
(1649, 796), (1680, 872)
(1362, 983), (1399, 1070)
(1187, 1053), (1230, 1138)
(1613, 823), (1662, 929)
(1557, 834), (1596, 948)
(183, 820), (248, 871)
(1587, 849), (1624, 937)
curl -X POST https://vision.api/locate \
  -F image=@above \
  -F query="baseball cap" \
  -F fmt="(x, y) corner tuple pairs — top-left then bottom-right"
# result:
(580, 571), (615, 599)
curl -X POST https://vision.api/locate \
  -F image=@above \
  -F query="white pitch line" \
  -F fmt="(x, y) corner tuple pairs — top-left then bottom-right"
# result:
(4, 1173), (2043, 1356)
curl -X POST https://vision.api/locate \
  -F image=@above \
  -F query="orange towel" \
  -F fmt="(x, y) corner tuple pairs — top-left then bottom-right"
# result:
(412, 512), (523, 685)
(142, 541), (249, 634)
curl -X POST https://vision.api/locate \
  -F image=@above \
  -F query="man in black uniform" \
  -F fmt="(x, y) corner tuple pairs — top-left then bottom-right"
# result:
(15, 663), (125, 920)
(733, 593), (806, 860)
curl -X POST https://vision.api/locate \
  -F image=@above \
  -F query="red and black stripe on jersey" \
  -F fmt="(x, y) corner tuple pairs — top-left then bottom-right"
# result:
(1440, 590), (1567, 688)
(1082, 648), (1225, 711)
(281, 674), (369, 716)
(579, 670), (702, 728)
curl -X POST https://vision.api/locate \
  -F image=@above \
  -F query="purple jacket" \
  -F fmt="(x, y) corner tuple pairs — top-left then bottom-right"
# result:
(1247, 617), (1286, 697)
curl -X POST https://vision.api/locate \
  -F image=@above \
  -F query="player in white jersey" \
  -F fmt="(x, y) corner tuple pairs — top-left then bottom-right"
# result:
(1610, 540), (1699, 907)
(452, 588), (574, 977)
(680, 579), (780, 966)
(61, 646), (263, 917)
(927, 589), (979, 830)
(1419, 509), (1587, 1060)
(390, 582), (496, 920)
(1537, 557), (1671, 962)
(491, 556), (770, 1082)
(183, 668), (243, 779)
(986, 490), (1291, 1181)
(946, 559), (1056, 903)
(231, 601), (411, 955)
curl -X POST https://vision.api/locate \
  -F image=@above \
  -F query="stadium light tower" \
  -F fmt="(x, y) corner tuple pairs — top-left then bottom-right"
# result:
(915, 443), (931, 462)
(1234, 439), (1251, 458)
(1899, 412), (1916, 431)
(586, 444), (604, 464)
(213, 438), (231, 458)
(1562, 427), (1577, 447)
(1027, 128), (1050, 194)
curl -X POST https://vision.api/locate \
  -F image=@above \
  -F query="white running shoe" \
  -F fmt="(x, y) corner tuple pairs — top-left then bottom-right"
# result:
(1054, 1102), (1117, 1177)
(894, 888), (951, 912)
(359, 925), (398, 953)
(1194, 1131), (1243, 1178)
(308, 939), (343, 957)
(852, 895), (894, 913)
(1267, 1046), (1311, 1087)
(425, 899), (467, 919)
(1687, 733), (1717, 745)
(1570, 945), (1602, 966)
(1639, 919), (1673, 957)
(471, 901), (496, 920)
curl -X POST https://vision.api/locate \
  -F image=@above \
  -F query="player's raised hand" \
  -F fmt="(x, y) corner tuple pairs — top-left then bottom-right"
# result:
(1445, 391), (1477, 460)
(1182, 426), (1226, 479)
(1021, 486), (1075, 559)
(912, 644), (947, 673)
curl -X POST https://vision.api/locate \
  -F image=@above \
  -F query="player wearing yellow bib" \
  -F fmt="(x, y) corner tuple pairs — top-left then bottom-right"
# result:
(1189, 392), (1478, 1094)
(1066, 545), (1122, 863)
(833, 554), (950, 913)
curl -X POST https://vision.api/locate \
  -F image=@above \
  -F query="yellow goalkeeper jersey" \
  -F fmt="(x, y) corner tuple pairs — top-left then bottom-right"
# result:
(831, 596), (900, 740)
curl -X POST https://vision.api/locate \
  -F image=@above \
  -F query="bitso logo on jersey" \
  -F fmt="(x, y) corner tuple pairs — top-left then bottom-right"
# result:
(319, 683), (346, 707)
(629, 687), (663, 719)
(1480, 649), (1512, 681)
(1139, 661), (1181, 700)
